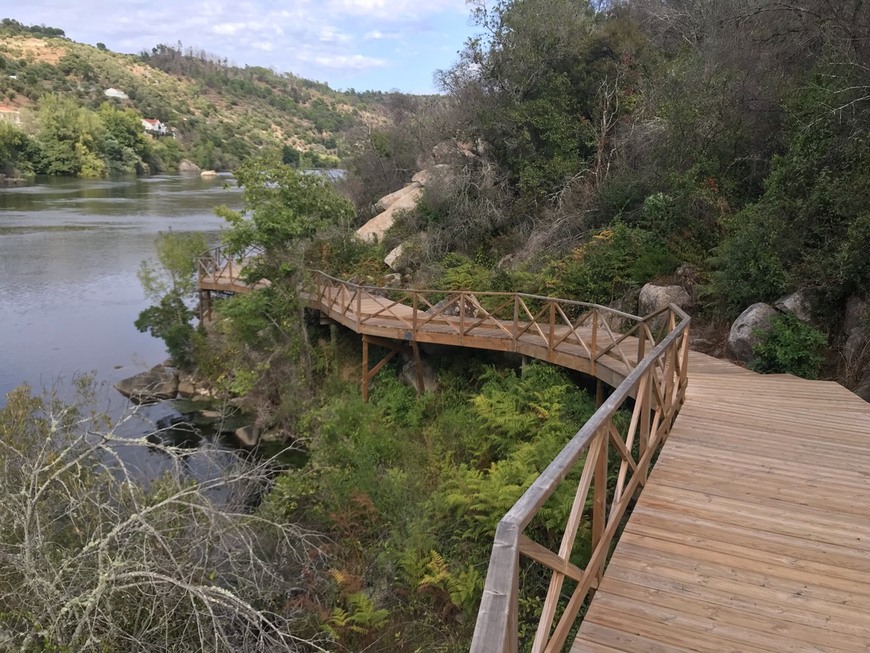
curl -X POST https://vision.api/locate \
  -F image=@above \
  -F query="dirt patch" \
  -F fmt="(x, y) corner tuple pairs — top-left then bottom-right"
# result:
(7, 37), (67, 65)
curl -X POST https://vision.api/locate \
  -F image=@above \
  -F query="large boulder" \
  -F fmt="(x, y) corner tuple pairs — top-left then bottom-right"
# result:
(374, 182), (422, 212)
(411, 164), (454, 187)
(356, 185), (423, 243)
(178, 159), (201, 174)
(115, 365), (179, 404)
(384, 244), (405, 271)
(416, 139), (477, 169)
(638, 283), (691, 317)
(727, 303), (779, 362)
(400, 359), (438, 393)
(843, 295), (869, 334)
(774, 290), (816, 324)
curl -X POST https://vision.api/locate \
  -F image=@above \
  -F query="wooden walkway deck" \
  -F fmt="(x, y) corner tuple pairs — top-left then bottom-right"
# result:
(198, 259), (870, 652)
(573, 355), (870, 653)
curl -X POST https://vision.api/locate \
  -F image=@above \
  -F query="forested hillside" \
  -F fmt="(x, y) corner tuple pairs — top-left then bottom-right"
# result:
(0, 18), (390, 175)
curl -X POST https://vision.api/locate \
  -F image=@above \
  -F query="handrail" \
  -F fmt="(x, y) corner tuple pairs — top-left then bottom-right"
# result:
(196, 248), (691, 651)
(470, 306), (689, 653)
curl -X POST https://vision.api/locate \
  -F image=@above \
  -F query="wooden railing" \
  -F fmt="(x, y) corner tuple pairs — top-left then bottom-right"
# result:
(469, 307), (690, 653)
(310, 271), (684, 379)
(197, 245), (264, 292)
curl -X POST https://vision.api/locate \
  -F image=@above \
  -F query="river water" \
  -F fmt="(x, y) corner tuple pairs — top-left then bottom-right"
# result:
(0, 175), (244, 476)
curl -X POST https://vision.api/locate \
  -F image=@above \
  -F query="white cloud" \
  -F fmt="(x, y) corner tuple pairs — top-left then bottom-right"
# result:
(364, 30), (401, 40)
(302, 53), (388, 70)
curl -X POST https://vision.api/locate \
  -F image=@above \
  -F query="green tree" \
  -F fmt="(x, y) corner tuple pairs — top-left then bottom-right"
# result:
(35, 94), (105, 177)
(216, 154), (355, 283)
(135, 231), (207, 368)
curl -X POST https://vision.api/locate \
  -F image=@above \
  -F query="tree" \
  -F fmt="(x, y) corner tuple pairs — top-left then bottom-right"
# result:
(136, 231), (207, 368)
(216, 154), (355, 284)
(0, 382), (325, 652)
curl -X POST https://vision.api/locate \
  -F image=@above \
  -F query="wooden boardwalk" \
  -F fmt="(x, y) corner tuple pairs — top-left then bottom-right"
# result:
(198, 258), (870, 652)
(573, 355), (870, 653)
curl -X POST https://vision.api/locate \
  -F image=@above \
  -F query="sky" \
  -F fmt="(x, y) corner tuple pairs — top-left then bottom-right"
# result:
(4, 0), (479, 93)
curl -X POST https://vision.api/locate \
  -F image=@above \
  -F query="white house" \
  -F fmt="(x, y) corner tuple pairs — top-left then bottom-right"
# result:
(141, 118), (168, 136)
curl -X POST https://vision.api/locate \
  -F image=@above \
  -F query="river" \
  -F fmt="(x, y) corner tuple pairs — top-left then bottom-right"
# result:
(0, 175), (244, 476)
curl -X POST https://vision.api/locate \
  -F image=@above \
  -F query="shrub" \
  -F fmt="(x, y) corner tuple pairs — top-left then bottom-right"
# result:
(750, 313), (826, 379)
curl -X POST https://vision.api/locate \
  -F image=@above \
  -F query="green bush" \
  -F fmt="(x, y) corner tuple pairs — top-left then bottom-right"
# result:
(750, 313), (826, 379)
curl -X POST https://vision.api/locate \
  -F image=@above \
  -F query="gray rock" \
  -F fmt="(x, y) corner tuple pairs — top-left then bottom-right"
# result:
(727, 303), (779, 362)
(774, 290), (815, 324)
(178, 159), (201, 174)
(384, 244), (405, 271)
(177, 377), (197, 399)
(114, 365), (179, 404)
(638, 283), (691, 316)
(400, 359), (438, 393)
(843, 295), (869, 335)
(411, 164), (454, 187)
(844, 327), (869, 364)
(233, 425), (261, 448)
(382, 272), (402, 287)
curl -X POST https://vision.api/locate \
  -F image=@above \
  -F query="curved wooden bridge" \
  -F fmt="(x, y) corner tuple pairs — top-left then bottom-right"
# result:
(199, 248), (870, 653)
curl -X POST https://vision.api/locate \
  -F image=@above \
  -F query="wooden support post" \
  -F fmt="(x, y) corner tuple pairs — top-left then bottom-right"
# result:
(361, 335), (369, 402)
(548, 302), (556, 360)
(411, 342), (425, 395)
(596, 379), (604, 407)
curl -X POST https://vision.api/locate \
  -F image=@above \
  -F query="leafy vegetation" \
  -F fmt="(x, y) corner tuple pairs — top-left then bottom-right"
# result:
(750, 313), (827, 379)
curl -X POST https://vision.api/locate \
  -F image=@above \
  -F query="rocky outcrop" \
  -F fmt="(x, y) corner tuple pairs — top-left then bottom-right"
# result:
(416, 139), (478, 169)
(727, 303), (779, 362)
(356, 185), (423, 243)
(178, 159), (201, 174)
(774, 290), (816, 325)
(115, 365), (179, 404)
(638, 283), (691, 317)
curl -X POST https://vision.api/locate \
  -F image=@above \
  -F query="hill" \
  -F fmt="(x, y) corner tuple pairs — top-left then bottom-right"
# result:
(0, 18), (391, 174)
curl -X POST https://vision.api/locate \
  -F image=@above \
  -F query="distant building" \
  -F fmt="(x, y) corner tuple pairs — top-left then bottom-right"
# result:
(104, 87), (129, 100)
(0, 106), (21, 125)
(141, 118), (168, 136)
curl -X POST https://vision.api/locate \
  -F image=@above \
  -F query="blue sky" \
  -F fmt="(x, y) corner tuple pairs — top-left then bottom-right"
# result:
(4, 0), (479, 93)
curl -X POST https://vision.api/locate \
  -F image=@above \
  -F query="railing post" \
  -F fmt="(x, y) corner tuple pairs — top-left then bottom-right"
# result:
(548, 302), (556, 358)
(460, 292), (466, 342)
(639, 367), (652, 484)
(513, 295), (519, 348)
(591, 309), (599, 371)
(412, 292), (418, 336)
(592, 426), (608, 583)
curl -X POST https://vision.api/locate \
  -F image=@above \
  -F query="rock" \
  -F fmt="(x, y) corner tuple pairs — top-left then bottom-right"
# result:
(774, 290), (816, 324)
(400, 359), (438, 393)
(426, 295), (478, 318)
(382, 272), (402, 287)
(384, 244), (405, 271)
(177, 378), (197, 399)
(727, 302), (779, 362)
(114, 365), (179, 404)
(675, 263), (704, 292)
(374, 182), (422, 212)
(416, 139), (478, 169)
(356, 186), (423, 243)
(638, 284), (691, 328)
(843, 295), (869, 335)
(200, 169), (218, 177)
(234, 425), (261, 448)
(844, 327), (868, 364)
(178, 159), (201, 174)
(411, 164), (454, 187)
